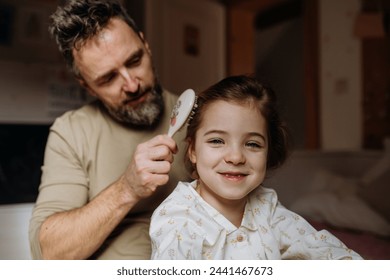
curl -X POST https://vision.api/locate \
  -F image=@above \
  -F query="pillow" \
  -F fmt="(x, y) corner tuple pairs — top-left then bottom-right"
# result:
(358, 170), (390, 223)
(290, 168), (390, 237)
(303, 168), (358, 196)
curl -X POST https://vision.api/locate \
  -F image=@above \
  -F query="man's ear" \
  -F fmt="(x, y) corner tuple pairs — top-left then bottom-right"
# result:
(78, 78), (97, 97)
(139, 32), (152, 55)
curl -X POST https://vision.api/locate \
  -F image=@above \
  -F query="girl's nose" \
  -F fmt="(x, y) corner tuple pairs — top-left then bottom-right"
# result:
(224, 145), (246, 165)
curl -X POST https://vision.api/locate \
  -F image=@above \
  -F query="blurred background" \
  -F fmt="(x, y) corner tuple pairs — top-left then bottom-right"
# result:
(0, 0), (389, 202)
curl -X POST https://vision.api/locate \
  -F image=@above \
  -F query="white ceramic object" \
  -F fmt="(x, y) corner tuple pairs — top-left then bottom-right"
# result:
(167, 89), (196, 137)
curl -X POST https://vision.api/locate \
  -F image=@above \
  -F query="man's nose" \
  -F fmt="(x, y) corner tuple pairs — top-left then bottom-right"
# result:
(119, 67), (139, 92)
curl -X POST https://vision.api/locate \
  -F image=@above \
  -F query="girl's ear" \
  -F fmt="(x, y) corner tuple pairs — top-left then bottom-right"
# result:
(187, 140), (197, 164)
(187, 139), (199, 179)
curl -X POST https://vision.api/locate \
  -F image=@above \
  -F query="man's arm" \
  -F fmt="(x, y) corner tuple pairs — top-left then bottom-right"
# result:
(39, 135), (177, 259)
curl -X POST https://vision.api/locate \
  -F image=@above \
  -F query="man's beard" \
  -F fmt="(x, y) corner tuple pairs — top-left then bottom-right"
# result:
(104, 82), (164, 129)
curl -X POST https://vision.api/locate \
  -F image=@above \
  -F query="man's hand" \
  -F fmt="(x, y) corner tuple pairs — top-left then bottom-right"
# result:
(123, 134), (178, 198)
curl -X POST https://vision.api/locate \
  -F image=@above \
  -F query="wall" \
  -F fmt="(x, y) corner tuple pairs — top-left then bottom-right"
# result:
(319, 0), (362, 150)
(242, 0), (364, 150)
(0, 61), (88, 124)
(255, 18), (305, 149)
(0, 0), (86, 204)
(145, 0), (226, 94)
(0, 0), (88, 124)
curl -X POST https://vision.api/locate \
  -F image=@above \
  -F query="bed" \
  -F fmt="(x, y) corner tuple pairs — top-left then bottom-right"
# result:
(264, 146), (390, 260)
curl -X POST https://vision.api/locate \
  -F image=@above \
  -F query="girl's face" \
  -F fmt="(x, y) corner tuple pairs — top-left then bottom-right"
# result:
(188, 100), (268, 206)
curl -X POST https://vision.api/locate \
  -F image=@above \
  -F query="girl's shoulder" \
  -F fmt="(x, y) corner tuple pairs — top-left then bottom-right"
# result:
(248, 186), (280, 209)
(152, 181), (204, 219)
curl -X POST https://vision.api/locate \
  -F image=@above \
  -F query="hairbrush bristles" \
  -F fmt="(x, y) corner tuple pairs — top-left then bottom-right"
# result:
(187, 95), (198, 126)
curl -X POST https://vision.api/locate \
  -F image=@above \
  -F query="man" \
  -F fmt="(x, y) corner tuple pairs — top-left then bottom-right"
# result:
(29, 0), (189, 259)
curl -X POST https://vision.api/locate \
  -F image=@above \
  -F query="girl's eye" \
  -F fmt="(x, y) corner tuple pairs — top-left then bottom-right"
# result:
(207, 138), (224, 145)
(246, 141), (262, 149)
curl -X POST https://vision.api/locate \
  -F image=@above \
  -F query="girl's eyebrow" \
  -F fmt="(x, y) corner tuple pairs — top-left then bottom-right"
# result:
(203, 129), (226, 136)
(248, 132), (267, 142)
(203, 130), (267, 141)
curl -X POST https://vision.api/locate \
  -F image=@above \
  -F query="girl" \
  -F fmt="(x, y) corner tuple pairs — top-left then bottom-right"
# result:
(150, 75), (362, 260)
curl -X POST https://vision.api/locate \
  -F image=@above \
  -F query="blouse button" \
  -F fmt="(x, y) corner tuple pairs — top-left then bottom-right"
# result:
(237, 234), (244, 242)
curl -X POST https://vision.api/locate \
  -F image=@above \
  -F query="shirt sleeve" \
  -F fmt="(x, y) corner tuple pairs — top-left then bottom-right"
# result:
(265, 189), (363, 259)
(28, 116), (89, 259)
(150, 194), (205, 260)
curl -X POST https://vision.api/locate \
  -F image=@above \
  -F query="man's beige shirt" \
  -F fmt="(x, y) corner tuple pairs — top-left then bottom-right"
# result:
(29, 90), (189, 259)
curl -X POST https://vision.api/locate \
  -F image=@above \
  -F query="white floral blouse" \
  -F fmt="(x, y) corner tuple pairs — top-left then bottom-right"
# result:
(150, 181), (363, 260)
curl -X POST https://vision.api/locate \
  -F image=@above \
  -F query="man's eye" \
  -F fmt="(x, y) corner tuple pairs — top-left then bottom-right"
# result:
(100, 73), (116, 85)
(126, 56), (142, 68)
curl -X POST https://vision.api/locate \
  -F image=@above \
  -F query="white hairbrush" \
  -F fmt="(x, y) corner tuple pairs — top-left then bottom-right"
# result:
(167, 89), (196, 137)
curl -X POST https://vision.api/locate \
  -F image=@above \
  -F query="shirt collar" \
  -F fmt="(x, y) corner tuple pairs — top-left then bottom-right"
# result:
(189, 180), (258, 233)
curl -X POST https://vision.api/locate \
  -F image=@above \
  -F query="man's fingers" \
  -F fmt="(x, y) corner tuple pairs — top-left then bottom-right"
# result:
(148, 160), (172, 174)
(146, 134), (178, 154)
(124, 134), (178, 199)
(148, 145), (175, 162)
